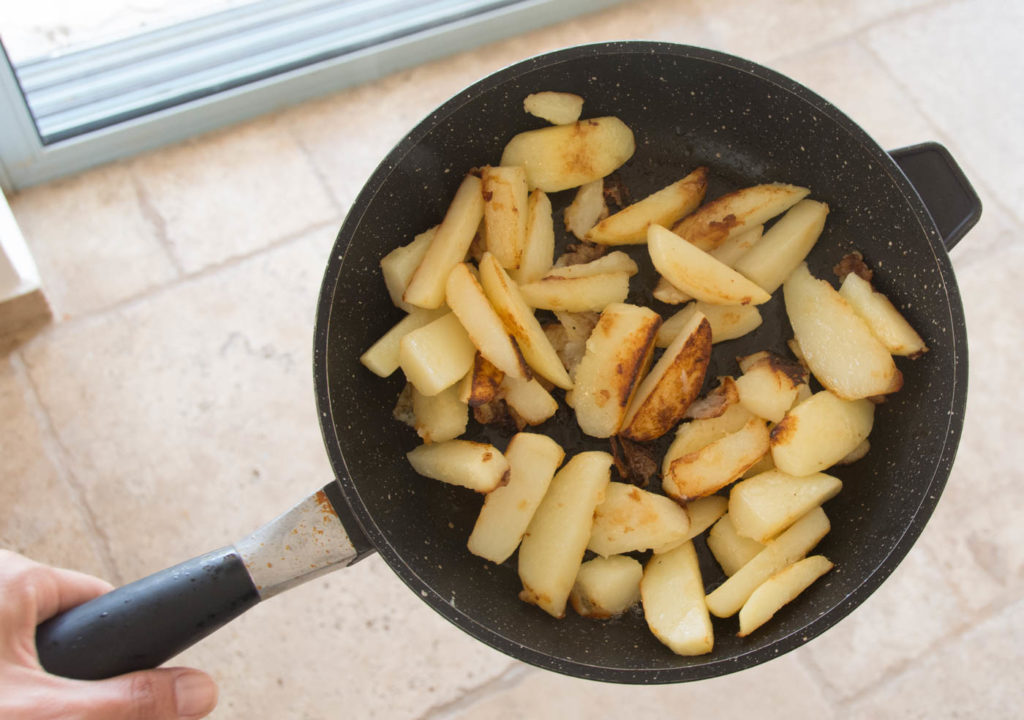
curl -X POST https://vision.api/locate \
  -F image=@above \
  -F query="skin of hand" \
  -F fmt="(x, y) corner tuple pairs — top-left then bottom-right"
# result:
(0, 550), (218, 720)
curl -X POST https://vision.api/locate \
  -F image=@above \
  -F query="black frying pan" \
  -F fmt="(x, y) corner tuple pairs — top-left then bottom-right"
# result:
(36, 42), (980, 684)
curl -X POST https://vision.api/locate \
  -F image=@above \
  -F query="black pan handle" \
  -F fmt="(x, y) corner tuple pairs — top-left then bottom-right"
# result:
(890, 142), (982, 250)
(36, 483), (372, 680)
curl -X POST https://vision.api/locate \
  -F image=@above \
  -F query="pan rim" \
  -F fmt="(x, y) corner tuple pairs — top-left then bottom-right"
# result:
(312, 40), (968, 683)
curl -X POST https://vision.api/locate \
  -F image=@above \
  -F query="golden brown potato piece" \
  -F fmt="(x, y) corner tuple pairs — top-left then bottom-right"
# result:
(509, 190), (555, 284)
(572, 303), (661, 438)
(648, 224), (771, 306)
(732, 199), (829, 293)
(517, 272), (631, 313)
(360, 307), (448, 378)
(482, 166), (528, 269)
(407, 439), (509, 492)
(838, 273), (928, 357)
(641, 541), (714, 656)
(380, 226), (436, 311)
(586, 168), (708, 245)
(652, 275), (692, 305)
(501, 375), (558, 425)
(518, 451), (612, 618)
(729, 469), (842, 543)
(544, 251), (638, 278)
(523, 91), (584, 125)
(656, 302), (762, 348)
(664, 391), (752, 474)
(411, 383), (468, 443)
(588, 482), (692, 557)
(564, 179), (609, 240)
(662, 417), (770, 502)
(784, 263), (901, 400)
(459, 352), (504, 407)
(682, 376), (741, 421)
(670, 183), (809, 252)
(620, 311), (711, 442)
(398, 312), (477, 396)
(770, 390), (875, 476)
(446, 263), (529, 379)
(738, 555), (834, 636)
(500, 117), (636, 192)
(404, 174), (485, 309)
(734, 352), (807, 423)
(570, 555), (643, 619)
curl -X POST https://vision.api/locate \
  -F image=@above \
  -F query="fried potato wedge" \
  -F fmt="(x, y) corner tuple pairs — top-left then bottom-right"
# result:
(740, 451), (775, 479)
(620, 311), (711, 442)
(663, 417), (771, 502)
(411, 383), (468, 443)
(648, 224), (771, 306)
(509, 190), (555, 284)
(523, 91), (583, 125)
(839, 272), (928, 357)
(518, 272), (630, 312)
(501, 375), (558, 425)
(479, 252), (572, 389)
(380, 226), (436, 311)
(733, 199), (829, 293)
(663, 392), (753, 474)
(735, 352), (807, 423)
(641, 541), (714, 656)
(653, 275), (692, 304)
(836, 438), (870, 465)
(771, 390), (875, 476)
(573, 303), (661, 438)
(586, 168), (709, 245)
(588, 482), (692, 557)
(784, 263), (901, 399)
(708, 224), (763, 266)
(518, 451), (612, 618)
(656, 302), (763, 347)
(459, 352), (504, 406)
(500, 117), (636, 192)
(707, 513), (765, 577)
(705, 506), (830, 618)
(682, 495), (729, 541)
(468, 432), (564, 564)
(738, 555), (834, 636)
(729, 470), (842, 543)
(543, 251), (638, 278)
(564, 179), (608, 240)
(398, 312), (477, 396)
(570, 555), (643, 619)
(670, 183), (809, 252)
(407, 439), (509, 492)
(482, 165), (528, 269)
(360, 306), (448, 378)
(404, 174), (485, 309)
(446, 263), (530, 379)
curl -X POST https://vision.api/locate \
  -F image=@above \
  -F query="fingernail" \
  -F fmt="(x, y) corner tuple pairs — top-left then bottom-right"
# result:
(174, 671), (218, 718)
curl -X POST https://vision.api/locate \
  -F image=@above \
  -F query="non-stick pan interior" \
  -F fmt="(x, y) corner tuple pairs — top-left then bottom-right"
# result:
(315, 43), (966, 682)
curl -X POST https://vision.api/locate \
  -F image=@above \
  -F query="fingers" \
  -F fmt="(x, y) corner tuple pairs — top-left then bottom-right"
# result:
(67, 667), (219, 720)
(0, 550), (114, 627)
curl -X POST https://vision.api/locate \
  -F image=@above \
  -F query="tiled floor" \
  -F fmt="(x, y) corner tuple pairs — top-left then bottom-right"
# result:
(3, 0), (1022, 717)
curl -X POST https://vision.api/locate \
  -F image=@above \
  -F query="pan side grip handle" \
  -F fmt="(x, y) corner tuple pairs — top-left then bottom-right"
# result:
(890, 142), (982, 250)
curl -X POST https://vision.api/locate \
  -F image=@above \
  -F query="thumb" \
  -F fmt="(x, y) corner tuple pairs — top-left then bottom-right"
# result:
(76, 667), (218, 720)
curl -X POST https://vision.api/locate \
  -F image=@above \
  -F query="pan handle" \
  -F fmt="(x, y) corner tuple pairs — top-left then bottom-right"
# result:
(36, 483), (371, 680)
(890, 142), (982, 251)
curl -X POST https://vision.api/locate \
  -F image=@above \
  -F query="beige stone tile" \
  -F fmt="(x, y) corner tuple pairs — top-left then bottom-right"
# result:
(130, 117), (337, 274)
(445, 651), (834, 720)
(8, 163), (178, 319)
(847, 594), (1024, 718)
(0, 354), (109, 579)
(864, 0), (1024, 224)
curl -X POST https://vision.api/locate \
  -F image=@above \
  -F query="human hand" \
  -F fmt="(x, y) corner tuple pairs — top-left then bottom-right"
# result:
(0, 550), (218, 719)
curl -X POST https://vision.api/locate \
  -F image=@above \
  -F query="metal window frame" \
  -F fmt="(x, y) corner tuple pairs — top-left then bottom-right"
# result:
(0, 0), (625, 192)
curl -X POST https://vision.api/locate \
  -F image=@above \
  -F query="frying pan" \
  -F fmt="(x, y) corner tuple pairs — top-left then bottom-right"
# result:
(35, 42), (981, 684)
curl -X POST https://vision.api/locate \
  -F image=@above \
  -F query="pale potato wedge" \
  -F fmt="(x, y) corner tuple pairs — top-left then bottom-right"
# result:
(518, 272), (630, 312)
(500, 117), (636, 192)
(708, 224), (763, 267)
(588, 482), (691, 557)
(411, 383), (468, 443)
(482, 165), (529, 269)
(570, 555), (643, 619)
(771, 390), (875, 476)
(784, 263), (901, 399)
(467, 432), (564, 564)
(479, 252), (572, 389)
(380, 226), (436, 311)
(641, 541), (714, 656)
(656, 302), (763, 347)
(460, 352), (504, 407)
(793, 382), (813, 406)
(648, 224), (771, 306)
(729, 469), (842, 543)
(509, 190), (555, 284)
(663, 417), (771, 502)
(586, 167), (708, 245)
(682, 495), (729, 541)
(671, 183), (810, 252)
(543, 251), (638, 278)
(836, 438), (870, 465)
(738, 555), (834, 636)
(407, 439), (509, 492)
(733, 199), (829, 293)
(653, 275), (692, 304)
(360, 306), (448, 377)
(663, 393), (753, 474)
(518, 451), (612, 618)
(705, 506), (830, 618)
(501, 375), (558, 425)
(404, 174), (485, 309)
(707, 513), (765, 577)
(735, 352), (807, 423)
(523, 91), (583, 125)
(572, 303), (661, 438)
(839, 272), (928, 357)
(620, 311), (712, 442)
(564, 179), (608, 240)
(740, 451), (775, 479)
(398, 312), (477, 396)
(446, 263), (530, 379)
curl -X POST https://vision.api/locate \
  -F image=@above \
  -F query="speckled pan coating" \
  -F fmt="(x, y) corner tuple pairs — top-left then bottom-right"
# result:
(313, 42), (970, 683)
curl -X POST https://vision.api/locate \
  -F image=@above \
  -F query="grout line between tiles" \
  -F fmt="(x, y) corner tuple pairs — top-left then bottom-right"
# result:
(415, 662), (533, 720)
(129, 166), (186, 277)
(287, 125), (347, 218)
(9, 350), (124, 586)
